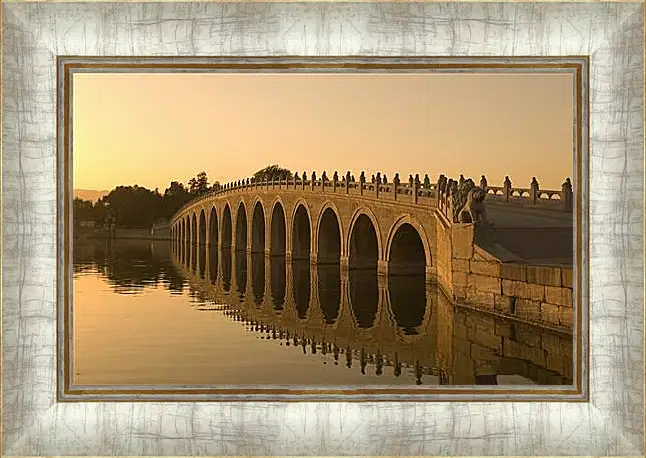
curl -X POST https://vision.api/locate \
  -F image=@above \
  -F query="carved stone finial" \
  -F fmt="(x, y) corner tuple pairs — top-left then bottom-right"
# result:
(371, 174), (375, 184)
(561, 177), (573, 211)
(480, 174), (488, 191)
(530, 177), (540, 203)
(333, 171), (339, 181)
(382, 175), (387, 184)
(312, 171), (317, 181)
(303, 171), (308, 181)
(393, 173), (400, 185)
(295, 172), (300, 180)
(424, 174), (431, 188)
(360, 172), (366, 183)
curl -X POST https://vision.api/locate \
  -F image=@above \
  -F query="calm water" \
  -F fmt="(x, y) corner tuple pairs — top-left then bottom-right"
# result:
(73, 238), (574, 386)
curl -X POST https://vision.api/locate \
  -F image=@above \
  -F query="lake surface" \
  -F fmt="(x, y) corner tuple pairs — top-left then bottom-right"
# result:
(73, 238), (574, 386)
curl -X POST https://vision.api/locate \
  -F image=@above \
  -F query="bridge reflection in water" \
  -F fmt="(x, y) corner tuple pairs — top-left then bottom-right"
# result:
(172, 238), (573, 386)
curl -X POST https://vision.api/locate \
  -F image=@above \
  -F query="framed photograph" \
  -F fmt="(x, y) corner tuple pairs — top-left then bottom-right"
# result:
(61, 56), (584, 402)
(3, 1), (644, 456)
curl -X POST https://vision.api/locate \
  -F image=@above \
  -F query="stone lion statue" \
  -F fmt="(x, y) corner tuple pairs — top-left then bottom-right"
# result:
(457, 186), (488, 224)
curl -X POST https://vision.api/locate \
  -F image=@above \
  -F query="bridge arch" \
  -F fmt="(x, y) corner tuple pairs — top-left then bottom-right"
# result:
(385, 214), (433, 270)
(251, 199), (266, 253)
(347, 206), (383, 268)
(290, 198), (313, 260)
(209, 206), (218, 247)
(191, 213), (197, 245)
(221, 203), (233, 248)
(235, 200), (248, 251)
(199, 209), (206, 245)
(270, 197), (287, 256)
(315, 201), (345, 264)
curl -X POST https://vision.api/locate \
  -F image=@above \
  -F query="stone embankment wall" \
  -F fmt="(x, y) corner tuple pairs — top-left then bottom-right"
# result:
(438, 219), (574, 333)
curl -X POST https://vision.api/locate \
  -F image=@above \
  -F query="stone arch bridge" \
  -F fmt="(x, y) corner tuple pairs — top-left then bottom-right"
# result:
(170, 172), (572, 290)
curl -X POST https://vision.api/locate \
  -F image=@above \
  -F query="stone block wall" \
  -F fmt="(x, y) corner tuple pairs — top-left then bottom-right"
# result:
(434, 215), (457, 296)
(448, 224), (574, 332)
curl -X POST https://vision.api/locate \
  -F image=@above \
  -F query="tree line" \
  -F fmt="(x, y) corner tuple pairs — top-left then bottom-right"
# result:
(74, 165), (291, 229)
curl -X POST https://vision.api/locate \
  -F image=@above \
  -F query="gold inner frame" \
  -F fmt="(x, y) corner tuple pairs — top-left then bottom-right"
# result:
(57, 57), (588, 401)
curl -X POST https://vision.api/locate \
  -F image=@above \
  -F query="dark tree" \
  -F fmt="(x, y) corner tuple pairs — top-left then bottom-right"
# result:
(253, 164), (293, 182)
(188, 171), (210, 196)
(162, 181), (193, 218)
(102, 185), (164, 228)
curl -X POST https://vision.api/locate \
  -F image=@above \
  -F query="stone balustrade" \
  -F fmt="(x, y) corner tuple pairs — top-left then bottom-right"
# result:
(173, 171), (573, 224)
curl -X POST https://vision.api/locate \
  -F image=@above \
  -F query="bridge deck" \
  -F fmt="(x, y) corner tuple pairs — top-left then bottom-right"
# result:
(479, 202), (574, 267)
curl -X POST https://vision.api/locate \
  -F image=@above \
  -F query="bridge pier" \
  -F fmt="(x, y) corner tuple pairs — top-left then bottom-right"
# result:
(426, 265), (437, 285)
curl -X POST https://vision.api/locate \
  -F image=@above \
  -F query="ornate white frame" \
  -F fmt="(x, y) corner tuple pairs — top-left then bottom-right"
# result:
(2, 2), (644, 455)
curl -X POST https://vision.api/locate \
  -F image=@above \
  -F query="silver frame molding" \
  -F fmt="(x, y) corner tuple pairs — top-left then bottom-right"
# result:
(3, 2), (644, 456)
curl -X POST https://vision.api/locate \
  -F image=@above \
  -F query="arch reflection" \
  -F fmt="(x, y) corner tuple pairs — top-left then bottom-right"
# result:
(270, 255), (286, 311)
(221, 246), (232, 292)
(167, 239), (573, 387)
(198, 244), (206, 279)
(209, 242), (218, 285)
(235, 250), (247, 299)
(317, 264), (341, 324)
(250, 252), (265, 306)
(349, 268), (379, 329)
(292, 259), (310, 319)
(388, 274), (427, 335)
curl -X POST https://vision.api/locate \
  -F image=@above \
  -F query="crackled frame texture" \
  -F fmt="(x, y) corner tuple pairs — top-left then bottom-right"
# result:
(2, 2), (644, 456)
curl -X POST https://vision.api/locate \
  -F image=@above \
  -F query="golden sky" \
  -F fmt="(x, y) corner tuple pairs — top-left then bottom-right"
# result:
(72, 72), (574, 192)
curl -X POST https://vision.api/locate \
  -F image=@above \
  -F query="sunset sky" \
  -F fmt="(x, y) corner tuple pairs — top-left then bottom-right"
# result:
(72, 72), (574, 193)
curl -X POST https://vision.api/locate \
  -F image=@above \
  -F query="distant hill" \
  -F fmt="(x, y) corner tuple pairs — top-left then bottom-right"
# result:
(74, 189), (109, 202)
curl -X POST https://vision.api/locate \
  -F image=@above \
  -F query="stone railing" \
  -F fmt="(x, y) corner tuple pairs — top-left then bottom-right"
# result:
(171, 170), (439, 223)
(171, 171), (573, 225)
(435, 174), (573, 223)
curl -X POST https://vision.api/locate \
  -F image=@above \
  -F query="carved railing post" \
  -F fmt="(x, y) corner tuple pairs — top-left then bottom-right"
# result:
(294, 172), (299, 189)
(345, 171), (351, 194)
(530, 177), (539, 204)
(393, 173), (400, 201)
(302, 171), (307, 190)
(413, 174), (420, 204)
(503, 176), (512, 202)
(375, 172), (381, 198)
(561, 177), (573, 211)
(480, 175), (488, 193)
(333, 171), (338, 193)
(311, 171), (317, 191)
(321, 171), (328, 193)
(423, 174), (431, 190)
(278, 174), (282, 190)
(408, 174), (414, 201)
(359, 172), (366, 196)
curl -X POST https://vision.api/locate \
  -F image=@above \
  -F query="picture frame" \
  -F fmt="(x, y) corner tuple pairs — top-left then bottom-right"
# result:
(2, 1), (644, 456)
